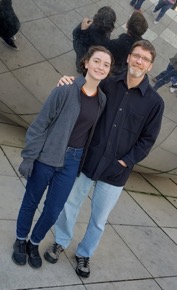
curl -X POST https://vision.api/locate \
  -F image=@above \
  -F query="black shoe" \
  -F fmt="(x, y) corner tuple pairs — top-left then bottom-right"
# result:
(75, 256), (90, 278)
(26, 240), (42, 269)
(44, 242), (64, 264)
(12, 239), (27, 266)
(2, 37), (19, 50)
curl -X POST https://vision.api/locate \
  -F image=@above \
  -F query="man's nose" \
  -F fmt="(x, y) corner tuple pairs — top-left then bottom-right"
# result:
(136, 56), (143, 64)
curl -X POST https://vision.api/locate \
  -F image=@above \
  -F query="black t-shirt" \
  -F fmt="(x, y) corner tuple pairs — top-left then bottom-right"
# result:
(68, 90), (99, 148)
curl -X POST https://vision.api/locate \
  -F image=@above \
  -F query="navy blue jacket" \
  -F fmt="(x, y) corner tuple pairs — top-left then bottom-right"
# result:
(82, 72), (164, 186)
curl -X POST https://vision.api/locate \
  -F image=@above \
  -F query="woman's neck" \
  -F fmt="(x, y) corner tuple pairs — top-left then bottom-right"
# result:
(83, 76), (99, 96)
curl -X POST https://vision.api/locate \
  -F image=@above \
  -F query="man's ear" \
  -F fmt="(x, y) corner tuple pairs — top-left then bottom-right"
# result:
(147, 63), (153, 72)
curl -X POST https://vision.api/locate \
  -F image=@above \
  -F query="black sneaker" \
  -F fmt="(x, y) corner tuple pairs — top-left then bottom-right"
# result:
(26, 240), (42, 269)
(75, 256), (90, 278)
(44, 242), (64, 264)
(12, 239), (27, 266)
(2, 37), (19, 50)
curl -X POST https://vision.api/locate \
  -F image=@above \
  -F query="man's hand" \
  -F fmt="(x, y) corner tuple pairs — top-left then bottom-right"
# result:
(18, 159), (34, 179)
(118, 160), (127, 167)
(81, 18), (92, 30)
(57, 76), (75, 87)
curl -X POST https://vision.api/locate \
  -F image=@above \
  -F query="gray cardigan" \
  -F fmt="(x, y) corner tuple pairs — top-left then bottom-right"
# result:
(21, 76), (106, 167)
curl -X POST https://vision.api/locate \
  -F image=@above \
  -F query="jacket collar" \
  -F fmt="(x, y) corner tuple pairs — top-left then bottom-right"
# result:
(113, 71), (150, 96)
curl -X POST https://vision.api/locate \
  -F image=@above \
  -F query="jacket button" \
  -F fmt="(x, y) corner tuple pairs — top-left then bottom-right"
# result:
(119, 108), (122, 111)
(113, 124), (117, 127)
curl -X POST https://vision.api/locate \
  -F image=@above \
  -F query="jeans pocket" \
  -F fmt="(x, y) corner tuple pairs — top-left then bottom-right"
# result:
(73, 149), (83, 161)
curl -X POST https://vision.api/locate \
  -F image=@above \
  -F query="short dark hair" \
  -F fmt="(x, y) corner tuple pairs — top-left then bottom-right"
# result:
(130, 40), (156, 63)
(93, 6), (116, 33)
(127, 11), (148, 39)
(80, 45), (114, 76)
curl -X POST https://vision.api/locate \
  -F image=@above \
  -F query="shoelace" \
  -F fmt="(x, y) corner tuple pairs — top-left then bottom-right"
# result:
(77, 257), (90, 269)
(52, 243), (63, 257)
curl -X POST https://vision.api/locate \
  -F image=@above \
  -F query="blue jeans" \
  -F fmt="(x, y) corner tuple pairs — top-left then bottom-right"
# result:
(153, 0), (174, 22)
(55, 172), (123, 257)
(16, 147), (83, 244)
(153, 63), (177, 90)
(130, 0), (145, 9)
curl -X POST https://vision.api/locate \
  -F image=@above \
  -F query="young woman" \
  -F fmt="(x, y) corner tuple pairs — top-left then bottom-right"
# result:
(12, 46), (114, 269)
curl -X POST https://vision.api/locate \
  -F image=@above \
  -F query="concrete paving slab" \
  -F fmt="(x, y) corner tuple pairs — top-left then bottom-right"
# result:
(0, 72), (42, 125)
(166, 196), (177, 208)
(65, 224), (150, 283)
(114, 225), (177, 276)
(137, 146), (177, 173)
(162, 227), (177, 244)
(33, 0), (72, 16)
(156, 277), (177, 289)
(14, 0), (45, 22)
(1, 146), (22, 177)
(13, 61), (60, 104)
(0, 148), (17, 176)
(0, 124), (25, 147)
(21, 18), (72, 59)
(0, 60), (8, 73)
(0, 114), (17, 126)
(143, 27), (158, 42)
(152, 36), (176, 61)
(150, 54), (168, 78)
(160, 127), (177, 155)
(37, 287), (85, 290)
(133, 164), (163, 175)
(108, 190), (156, 226)
(129, 191), (177, 227)
(74, 2), (101, 19)
(153, 116), (177, 146)
(66, 0), (94, 10)
(161, 28), (177, 49)
(141, 174), (177, 197)
(86, 279), (162, 290)
(125, 172), (159, 194)
(0, 176), (25, 219)
(50, 10), (83, 40)
(0, 32), (45, 70)
(49, 51), (79, 76)
(0, 221), (81, 290)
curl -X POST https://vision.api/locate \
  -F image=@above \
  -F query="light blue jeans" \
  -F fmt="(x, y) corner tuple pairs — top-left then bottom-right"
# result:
(153, 0), (174, 22)
(55, 172), (123, 257)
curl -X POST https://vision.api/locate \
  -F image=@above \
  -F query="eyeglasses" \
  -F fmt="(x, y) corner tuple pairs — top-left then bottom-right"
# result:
(130, 52), (152, 64)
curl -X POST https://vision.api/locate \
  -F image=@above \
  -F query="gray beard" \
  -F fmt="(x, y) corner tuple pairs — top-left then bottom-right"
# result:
(129, 67), (143, 78)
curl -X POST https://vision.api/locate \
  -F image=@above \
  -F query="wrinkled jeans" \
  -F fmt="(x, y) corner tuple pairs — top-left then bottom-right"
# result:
(130, 0), (145, 10)
(153, 0), (174, 22)
(153, 63), (177, 90)
(16, 147), (83, 244)
(55, 172), (123, 257)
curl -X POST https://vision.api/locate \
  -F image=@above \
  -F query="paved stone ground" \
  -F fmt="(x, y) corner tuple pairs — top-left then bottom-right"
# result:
(1, 0), (177, 289)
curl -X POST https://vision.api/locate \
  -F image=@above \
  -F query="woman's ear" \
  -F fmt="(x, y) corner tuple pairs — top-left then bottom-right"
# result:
(84, 60), (88, 69)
